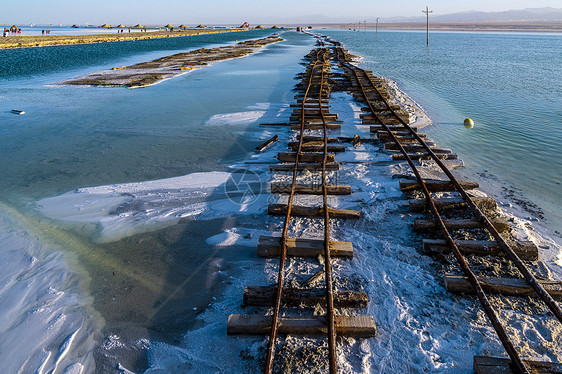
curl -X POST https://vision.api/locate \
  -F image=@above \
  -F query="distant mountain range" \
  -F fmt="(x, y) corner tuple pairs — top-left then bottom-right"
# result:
(268, 7), (562, 25)
(385, 7), (562, 23)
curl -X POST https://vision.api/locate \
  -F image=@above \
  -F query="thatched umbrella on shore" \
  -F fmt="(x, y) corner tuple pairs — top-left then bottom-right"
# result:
(116, 24), (126, 28)
(134, 24), (144, 28)
(255, 25), (265, 29)
(165, 24), (174, 28)
(271, 25), (281, 29)
(196, 24), (206, 28)
(179, 24), (188, 29)
(101, 24), (111, 28)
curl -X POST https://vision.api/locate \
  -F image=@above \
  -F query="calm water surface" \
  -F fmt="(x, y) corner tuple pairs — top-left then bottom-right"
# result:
(0, 29), (282, 201)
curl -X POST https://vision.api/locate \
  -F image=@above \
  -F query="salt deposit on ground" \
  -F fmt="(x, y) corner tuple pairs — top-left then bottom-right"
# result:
(0, 202), (98, 374)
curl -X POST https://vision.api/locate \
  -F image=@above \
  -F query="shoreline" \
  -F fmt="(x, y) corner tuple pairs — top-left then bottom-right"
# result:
(0, 28), (242, 50)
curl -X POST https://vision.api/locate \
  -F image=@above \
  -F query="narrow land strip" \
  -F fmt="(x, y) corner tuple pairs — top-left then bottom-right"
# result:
(61, 35), (284, 88)
(0, 29), (240, 49)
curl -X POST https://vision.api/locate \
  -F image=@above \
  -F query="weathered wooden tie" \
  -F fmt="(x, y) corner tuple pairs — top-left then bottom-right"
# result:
(378, 135), (431, 144)
(227, 314), (376, 338)
(257, 235), (354, 258)
(414, 217), (510, 232)
(376, 130), (426, 138)
(270, 183), (351, 195)
(277, 152), (335, 163)
(290, 123), (342, 130)
(370, 125), (418, 133)
(362, 118), (404, 125)
(361, 105), (402, 112)
(255, 134), (278, 152)
(301, 145), (346, 152)
(243, 286), (368, 307)
(385, 144), (452, 153)
(473, 356), (562, 374)
(393, 152), (459, 161)
(291, 108), (333, 115)
(400, 179), (479, 192)
(289, 142), (346, 152)
(361, 113), (409, 123)
(298, 135), (339, 143)
(269, 163), (339, 172)
(444, 275), (562, 299)
(409, 196), (497, 212)
(268, 204), (361, 219)
(290, 103), (330, 108)
(423, 239), (538, 261)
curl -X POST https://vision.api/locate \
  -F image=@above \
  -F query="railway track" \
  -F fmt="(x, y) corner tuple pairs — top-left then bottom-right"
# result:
(227, 32), (561, 373)
(228, 39), (375, 373)
(326, 37), (562, 373)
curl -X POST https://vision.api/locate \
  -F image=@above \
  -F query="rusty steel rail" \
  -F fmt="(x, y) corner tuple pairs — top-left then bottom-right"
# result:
(265, 47), (338, 373)
(317, 47), (338, 374)
(314, 37), (338, 374)
(333, 46), (535, 374)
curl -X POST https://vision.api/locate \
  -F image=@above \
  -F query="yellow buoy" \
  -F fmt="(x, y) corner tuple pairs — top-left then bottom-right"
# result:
(464, 118), (474, 128)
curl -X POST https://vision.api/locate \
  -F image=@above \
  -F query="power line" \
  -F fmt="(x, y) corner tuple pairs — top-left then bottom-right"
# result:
(422, 6), (433, 46)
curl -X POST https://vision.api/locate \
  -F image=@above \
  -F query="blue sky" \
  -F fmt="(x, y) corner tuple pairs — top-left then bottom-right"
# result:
(2, 0), (561, 25)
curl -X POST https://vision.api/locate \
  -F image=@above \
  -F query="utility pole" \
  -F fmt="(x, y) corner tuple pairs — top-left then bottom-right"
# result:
(422, 6), (433, 46)
(364, 20), (367, 32)
(375, 17), (379, 37)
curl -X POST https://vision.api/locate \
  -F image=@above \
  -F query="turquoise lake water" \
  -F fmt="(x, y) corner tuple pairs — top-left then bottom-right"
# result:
(0, 29), (283, 202)
(323, 29), (562, 243)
